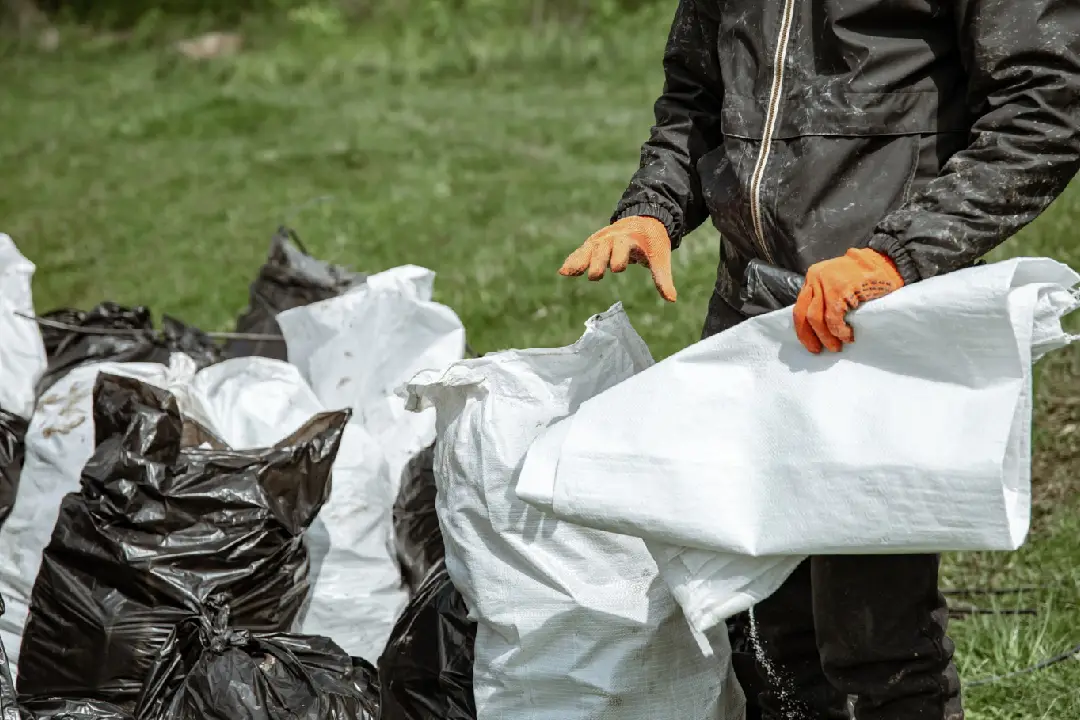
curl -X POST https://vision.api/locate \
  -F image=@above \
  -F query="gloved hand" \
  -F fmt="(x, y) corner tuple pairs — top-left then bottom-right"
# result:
(559, 216), (677, 302)
(794, 248), (905, 353)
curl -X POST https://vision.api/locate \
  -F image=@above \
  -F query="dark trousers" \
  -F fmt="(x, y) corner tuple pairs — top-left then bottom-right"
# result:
(704, 290), (963, 720)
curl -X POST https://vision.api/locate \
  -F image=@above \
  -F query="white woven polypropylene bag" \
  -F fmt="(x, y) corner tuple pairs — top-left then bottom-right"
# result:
(0, 234), (46, 420)
(516, 257), (1079, 634)
(404, 304), (742, 720)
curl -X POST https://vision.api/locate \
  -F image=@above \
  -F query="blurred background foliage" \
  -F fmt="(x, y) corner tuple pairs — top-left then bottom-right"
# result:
(2, 0), (663, 33)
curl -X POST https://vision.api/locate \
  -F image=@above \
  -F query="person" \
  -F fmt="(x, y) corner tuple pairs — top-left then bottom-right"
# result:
(557, 2), (1080, 719)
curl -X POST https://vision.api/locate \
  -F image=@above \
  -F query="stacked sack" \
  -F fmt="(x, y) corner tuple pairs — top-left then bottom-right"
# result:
(0, 231), (474, 717)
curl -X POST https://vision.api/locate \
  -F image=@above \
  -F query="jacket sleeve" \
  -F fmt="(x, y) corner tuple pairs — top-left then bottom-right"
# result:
(611, 0), (724, 249)
(868, 0), (1080, 283)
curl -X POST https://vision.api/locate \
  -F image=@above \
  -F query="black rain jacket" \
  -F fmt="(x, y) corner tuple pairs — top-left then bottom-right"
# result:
(614, 0), (1080, 313)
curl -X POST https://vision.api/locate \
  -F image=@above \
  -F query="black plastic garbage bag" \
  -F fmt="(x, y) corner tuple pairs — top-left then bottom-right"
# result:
(392, 444), (444, 595)
(35, 303), (221, 396)
(224, 226), (365, 361)
(20, 699), (133, 720)
(0, 409), (28, 526)
(378, 560), (476, 720)
(350, 657), (380, 718)
(737, 259), (806, 318)
(1, 596), (132, 720)
(133, 597), (378, 720)
(16, 373), (348, 711)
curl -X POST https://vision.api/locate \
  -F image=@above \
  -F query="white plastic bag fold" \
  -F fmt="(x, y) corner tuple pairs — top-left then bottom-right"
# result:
(0, 234), (47, 419)
(404, 304), (742, 720)
(279, 265), (466, 492)
(517, 258), (1079, 633)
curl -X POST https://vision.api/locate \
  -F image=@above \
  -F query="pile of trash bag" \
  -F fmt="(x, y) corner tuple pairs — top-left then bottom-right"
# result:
(5, 223), (1074, 720)
(0, 229), (478, 719)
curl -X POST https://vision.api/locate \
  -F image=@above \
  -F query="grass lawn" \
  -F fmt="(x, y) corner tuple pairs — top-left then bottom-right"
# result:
(1, 8), (1078, 718)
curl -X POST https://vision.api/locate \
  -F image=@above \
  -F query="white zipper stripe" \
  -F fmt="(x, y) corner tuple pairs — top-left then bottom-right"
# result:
(748, 0), (798, 265)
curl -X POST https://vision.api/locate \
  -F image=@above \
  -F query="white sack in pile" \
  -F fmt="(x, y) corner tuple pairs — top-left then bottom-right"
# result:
(403, 304), (743, 720)
(517, 257), (1080, 634)
(279, 265), (466, 492)
(0, 234), (47, 419)
(184, 358), (404, 664)
(0, 354), (198, 669)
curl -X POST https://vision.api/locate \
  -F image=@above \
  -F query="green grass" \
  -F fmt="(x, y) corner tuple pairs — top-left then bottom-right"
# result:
(1, 12), (1078, 719)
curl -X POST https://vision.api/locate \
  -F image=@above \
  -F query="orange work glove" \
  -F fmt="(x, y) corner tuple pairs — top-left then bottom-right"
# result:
(559, 216), (677, 302)
(793, 248), (905, 353)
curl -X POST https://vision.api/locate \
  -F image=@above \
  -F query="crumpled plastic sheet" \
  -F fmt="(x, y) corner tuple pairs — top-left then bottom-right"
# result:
(392, 444), (444, 595)
(35, 303), (221, 396)
(0, 410), (28, 528)
(224, 227), (366, 361)
(377, 560), (476, 720)
(15, 373), (348, 711)
(133, 596), (378, 720)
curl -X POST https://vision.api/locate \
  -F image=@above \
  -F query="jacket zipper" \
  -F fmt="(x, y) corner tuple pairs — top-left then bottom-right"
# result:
(748, 0), (798, 266)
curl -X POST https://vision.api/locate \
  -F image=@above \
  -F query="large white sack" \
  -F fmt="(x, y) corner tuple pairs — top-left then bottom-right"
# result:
(183, 357), (406, 663)
(520, 418), (803, 637)
(279, 265), (466, 492)
(0, 234), (47, 419)
(403, 304), (742, 720)
(0, 354), (198, 669)
(516, 258), (1079, 633)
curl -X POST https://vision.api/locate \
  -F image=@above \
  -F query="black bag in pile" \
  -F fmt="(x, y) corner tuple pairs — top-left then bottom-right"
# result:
(378, 560), (476, 720)
(35, 303), (221, 396)
(392, 444), (444, 595)
(16, 373), (348, 711)
(1, 596), (131, 720)
(19, 699), (133, 720)
(223, 227), (365, 361)
(0, 409), (28, 527)
(133, 597), (378, 720)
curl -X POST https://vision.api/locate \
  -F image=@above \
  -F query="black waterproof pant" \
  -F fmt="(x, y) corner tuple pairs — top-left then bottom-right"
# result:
(704, 291), (963, 720)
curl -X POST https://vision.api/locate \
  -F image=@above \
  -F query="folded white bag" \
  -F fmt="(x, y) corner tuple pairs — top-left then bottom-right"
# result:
(404, 304), (742, 720)
(0, 354), (198, 669)
(517, 258), (1079, 633)
(0, 234), (47, 419)
(183, 357), (403, 664)
(279, 265), (466, 492)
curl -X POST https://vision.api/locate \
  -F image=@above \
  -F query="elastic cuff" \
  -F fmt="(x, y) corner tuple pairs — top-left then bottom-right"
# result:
(867, 233), (922, 284)
(612, 202), (681, 249)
